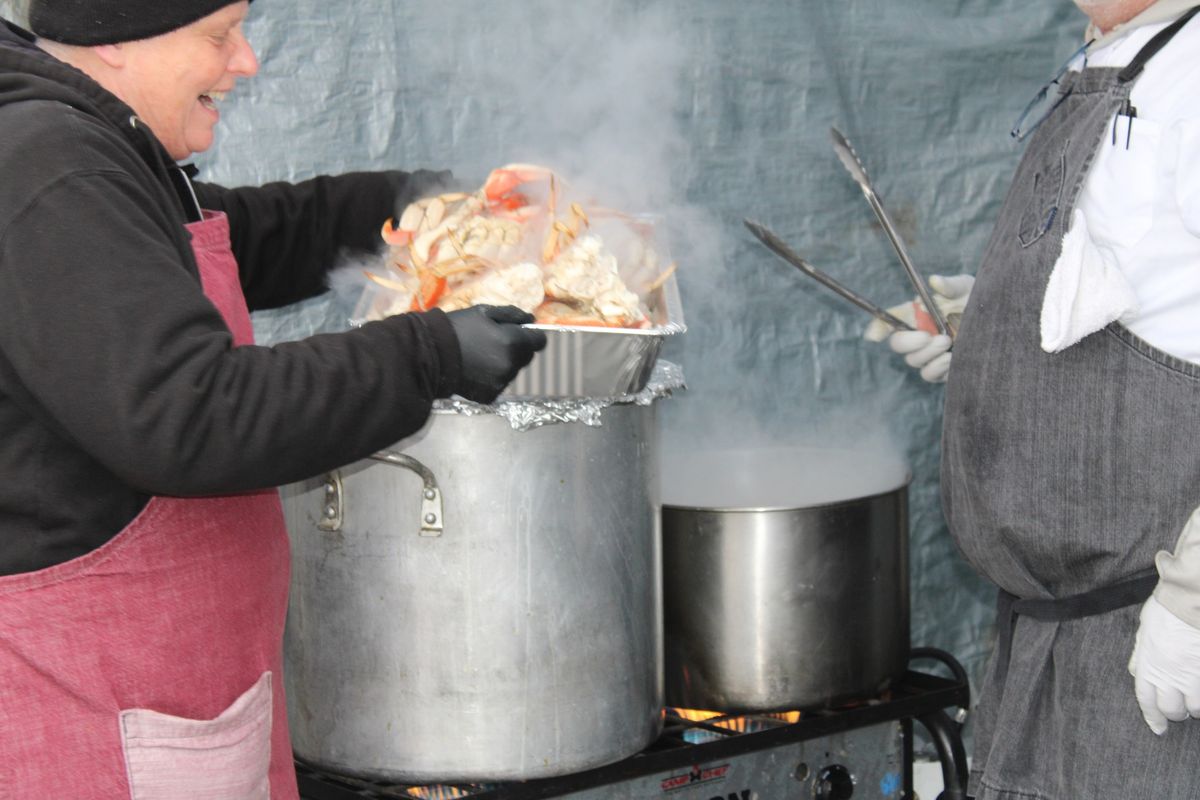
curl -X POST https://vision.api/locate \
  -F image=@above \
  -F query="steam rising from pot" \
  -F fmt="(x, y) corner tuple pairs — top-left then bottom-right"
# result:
(331, 2), (911, 476)
(662, 445), (910, 510)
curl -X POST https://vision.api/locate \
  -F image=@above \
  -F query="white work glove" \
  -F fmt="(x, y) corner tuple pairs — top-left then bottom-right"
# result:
(863, 274), (974, 384)
(1128, 595), (1200, 735)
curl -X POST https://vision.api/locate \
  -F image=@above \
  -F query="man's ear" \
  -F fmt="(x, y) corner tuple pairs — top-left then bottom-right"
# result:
(92, 43), (125, 69)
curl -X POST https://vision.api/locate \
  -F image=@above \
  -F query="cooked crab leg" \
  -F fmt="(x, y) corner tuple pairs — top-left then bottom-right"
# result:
(643, 262), (678, 295)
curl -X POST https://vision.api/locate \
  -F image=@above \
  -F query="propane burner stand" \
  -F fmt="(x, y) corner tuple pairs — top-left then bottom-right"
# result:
(296, 650), (970, 800)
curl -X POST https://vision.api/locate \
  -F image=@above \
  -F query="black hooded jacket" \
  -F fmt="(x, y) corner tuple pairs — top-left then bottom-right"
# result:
(0, 20), (463, 574)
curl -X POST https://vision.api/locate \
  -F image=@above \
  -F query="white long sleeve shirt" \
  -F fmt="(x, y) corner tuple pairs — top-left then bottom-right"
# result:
(1050, 17), (1200, 364)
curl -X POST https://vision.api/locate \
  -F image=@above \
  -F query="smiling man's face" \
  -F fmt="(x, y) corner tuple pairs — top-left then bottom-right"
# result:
(111, 2), (258, 159)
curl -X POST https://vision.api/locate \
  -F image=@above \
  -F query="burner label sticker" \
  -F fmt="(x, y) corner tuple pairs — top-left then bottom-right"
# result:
(881, 771), (901, 796)
(660, 763), (731, 793)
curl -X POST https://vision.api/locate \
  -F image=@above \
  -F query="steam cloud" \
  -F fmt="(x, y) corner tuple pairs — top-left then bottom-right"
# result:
(238, 0), (911, 497)
(355, 0), (909, 490)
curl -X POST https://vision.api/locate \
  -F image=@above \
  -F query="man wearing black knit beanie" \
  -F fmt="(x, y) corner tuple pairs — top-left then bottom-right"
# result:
(30, 0), (256, 46)
(0, 2), (545, 798)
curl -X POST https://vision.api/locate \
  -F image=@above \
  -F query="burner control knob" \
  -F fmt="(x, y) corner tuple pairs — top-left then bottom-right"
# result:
(813, 764), (854, 800)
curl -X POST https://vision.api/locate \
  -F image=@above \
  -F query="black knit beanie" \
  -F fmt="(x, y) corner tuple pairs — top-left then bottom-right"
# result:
(29, 0), (253, 46)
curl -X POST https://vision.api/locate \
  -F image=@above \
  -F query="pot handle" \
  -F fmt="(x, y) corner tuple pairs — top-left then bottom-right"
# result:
(370, 450), (446, 537)
(315, 452), (445, 538)
(316, 471), (345, 532)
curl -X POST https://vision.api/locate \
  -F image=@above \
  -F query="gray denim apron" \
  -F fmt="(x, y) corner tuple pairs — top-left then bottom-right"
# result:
(942, 10), (1200, 800)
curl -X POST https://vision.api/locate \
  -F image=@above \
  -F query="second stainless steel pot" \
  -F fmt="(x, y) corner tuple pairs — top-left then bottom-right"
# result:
(661, 446), (910, 712)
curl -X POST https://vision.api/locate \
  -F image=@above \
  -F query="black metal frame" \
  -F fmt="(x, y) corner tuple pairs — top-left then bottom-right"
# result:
(296, 650), (970, 800)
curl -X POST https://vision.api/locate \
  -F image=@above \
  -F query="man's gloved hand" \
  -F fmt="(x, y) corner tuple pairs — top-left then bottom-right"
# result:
(863, 274), (974, 384)
(1128, 595), (1200, 735)
(446, 305), (548, 404)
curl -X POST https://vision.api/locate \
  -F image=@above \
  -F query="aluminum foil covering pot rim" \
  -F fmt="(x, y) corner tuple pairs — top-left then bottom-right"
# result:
(435, 360), (684, 431)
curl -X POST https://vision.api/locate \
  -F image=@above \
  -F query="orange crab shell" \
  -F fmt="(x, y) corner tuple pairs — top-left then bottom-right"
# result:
(482, 164), (559, 214)
(381, 218), (415, 247)
(409, 273), (448, 312)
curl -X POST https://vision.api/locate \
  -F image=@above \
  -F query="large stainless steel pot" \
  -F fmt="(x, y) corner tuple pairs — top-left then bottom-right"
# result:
(280, 403), (663, 782)
(661, 446), (910, 712)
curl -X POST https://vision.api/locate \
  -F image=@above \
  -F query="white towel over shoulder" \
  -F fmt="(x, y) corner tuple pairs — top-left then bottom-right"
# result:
(1040, 208), (1139, 354)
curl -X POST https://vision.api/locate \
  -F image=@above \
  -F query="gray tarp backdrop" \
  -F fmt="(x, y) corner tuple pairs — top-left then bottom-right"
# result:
(1, 0), (1092, 744)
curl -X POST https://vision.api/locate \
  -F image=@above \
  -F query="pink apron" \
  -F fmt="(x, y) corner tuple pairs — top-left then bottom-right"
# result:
(0, 212), (298, 799)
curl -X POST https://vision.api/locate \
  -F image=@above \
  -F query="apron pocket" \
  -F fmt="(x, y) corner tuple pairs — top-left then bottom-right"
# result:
(1017, 140), (1068, 248)
(120, 671), (273, 800)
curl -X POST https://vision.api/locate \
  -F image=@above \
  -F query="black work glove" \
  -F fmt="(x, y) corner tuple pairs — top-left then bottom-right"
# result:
(446, 305), (548, 404)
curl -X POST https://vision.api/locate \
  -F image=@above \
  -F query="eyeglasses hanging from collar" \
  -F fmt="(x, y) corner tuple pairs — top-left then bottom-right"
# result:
(1010, 39), (1095, 142)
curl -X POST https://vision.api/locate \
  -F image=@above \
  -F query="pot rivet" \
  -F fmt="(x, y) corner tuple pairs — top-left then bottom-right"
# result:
(423, 489), (436, 500)
(424, 513), (438, 525)
(324, 505), (337, 519)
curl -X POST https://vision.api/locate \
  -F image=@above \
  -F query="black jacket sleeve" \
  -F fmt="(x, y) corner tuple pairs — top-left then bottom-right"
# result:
(192, 169), (452, 310)
(0, 159), (461, 497)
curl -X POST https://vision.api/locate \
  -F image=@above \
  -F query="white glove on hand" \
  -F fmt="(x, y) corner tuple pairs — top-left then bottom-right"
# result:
(1128, 595), (1200, 735)
(863, 274), (974, 384)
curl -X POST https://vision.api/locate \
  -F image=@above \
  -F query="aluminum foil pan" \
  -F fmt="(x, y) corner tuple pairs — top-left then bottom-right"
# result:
(349, 209), (685, 400)
(503, 271), (685, 399)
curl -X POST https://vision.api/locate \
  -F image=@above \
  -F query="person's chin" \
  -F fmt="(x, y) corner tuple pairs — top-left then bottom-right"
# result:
(182, 131), (217, 158)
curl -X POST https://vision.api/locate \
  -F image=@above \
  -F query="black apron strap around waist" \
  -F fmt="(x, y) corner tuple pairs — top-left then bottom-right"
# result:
(993, 569), (1158, 695)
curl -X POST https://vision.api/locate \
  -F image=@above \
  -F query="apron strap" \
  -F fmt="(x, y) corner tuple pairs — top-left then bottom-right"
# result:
(1008, 569), (1158, 621)
(1117, 5), (1200, 84)
(993, 568), (1157, 700)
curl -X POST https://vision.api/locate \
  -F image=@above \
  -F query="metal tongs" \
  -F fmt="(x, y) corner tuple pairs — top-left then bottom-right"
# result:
(743, 219), (916, 332)
(828, 126), (951, 336)
(745, 129), (952, 337)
